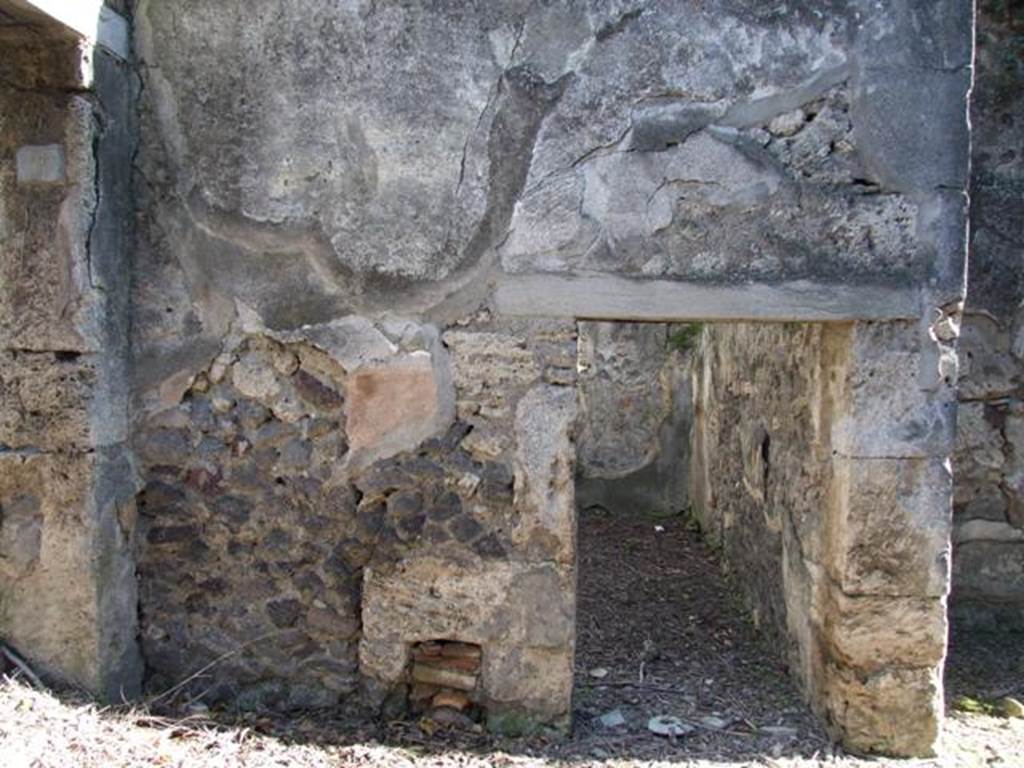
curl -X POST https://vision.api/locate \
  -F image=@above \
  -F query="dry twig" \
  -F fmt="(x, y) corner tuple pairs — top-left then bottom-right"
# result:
(2, 645), (44, 689)
(147, 630), (282, 706)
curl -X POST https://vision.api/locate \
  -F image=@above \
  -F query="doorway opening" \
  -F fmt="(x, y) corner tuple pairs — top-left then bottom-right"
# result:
(571, 320), (832, 759)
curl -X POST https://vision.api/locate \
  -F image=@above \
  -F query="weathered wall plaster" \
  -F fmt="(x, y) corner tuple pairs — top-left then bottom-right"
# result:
(0, 0), (983, 759)
(132, 0), (970, 341)
(133, 0), (974, 753)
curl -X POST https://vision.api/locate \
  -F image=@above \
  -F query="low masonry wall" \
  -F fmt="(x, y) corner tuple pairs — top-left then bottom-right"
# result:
(134, 314), (580, 732)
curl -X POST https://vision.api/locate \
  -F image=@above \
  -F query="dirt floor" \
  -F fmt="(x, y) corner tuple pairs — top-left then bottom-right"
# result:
(570, 510), (829, 761)
(946, 621), (1024, 704)
(569, 512), (1024, 767)
(2, 512), (1022, 767)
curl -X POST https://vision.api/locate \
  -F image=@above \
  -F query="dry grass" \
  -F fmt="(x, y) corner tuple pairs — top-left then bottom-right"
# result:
(2, 673), (1022, 768)
(0, 676), (339, 768)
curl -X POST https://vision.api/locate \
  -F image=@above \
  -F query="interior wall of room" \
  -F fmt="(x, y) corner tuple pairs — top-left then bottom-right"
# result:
(950, 0), (1024, 631)
(575, 321), (693, 518)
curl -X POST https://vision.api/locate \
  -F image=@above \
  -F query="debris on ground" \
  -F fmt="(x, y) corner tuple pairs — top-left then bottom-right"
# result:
(646, 715), (694, 737)
(996, 697), (1024, 719)
(699, 715), (730, 731)
(572, 512), (828, 760)
(597, 709), (625, 728)
(761, 725), (799, 737)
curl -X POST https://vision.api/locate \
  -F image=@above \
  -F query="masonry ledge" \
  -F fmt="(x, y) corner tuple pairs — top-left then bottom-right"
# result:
(0, 0), (128, 59)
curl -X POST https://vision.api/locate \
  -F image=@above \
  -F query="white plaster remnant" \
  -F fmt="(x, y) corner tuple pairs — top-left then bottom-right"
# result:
(16, 145), (65, 185)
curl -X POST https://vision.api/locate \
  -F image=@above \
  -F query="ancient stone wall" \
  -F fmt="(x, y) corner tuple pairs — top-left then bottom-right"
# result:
(125, 0), (969, 754)
(133, 312), (579, 729)
(951, 0), (1024, 630)
(0, 11), (140, 699)
(692, 320), (956, 757)
(691, 324), (831, 646)
(575, 321), (692, 517)
(0, 0), (978, 759)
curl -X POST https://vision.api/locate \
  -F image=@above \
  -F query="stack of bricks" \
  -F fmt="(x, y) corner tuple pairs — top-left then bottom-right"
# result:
(409, 640), (481, 720)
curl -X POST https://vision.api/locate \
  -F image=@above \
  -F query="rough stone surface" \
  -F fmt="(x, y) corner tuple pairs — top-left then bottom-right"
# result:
(361, 554), (574, 728)
(512, 384), (577, 564)
(0, 452), (98, 689)
(692, 323), (834, 672)
(357, 319), (578, 730)
(692, 321), (953, 757)
(831, 322), (958, 460)
(0, 31), (141, 701)
(823, 593), (946, 673)
(0, 351), (95, 451)
(0, 0), (983, 759)
(829, 457), (952, 599)
(135, 317), (578, 720)
(0, 88), (98, 353)
(824, 666), (943, 758)
(953, 541), (1024, 616)
(442, 318), (576, 463)
(135, 322), (456, 707)
(950, 1), (1024, 631)
(136, 333), (361, 708)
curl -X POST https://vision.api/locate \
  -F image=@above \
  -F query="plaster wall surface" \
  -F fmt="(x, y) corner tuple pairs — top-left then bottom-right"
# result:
(125, 0), (968, 753)
(132, 0), (970, 351)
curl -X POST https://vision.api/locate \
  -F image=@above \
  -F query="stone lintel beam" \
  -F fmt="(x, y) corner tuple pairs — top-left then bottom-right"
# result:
(493, 273), (921, 324)
(0, 0), (128, 59)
